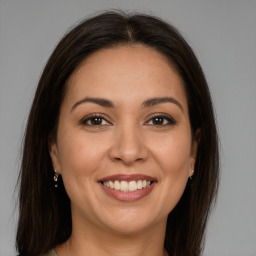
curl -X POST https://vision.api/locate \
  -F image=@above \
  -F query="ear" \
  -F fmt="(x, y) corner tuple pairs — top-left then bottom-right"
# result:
(189, 129), (201, 177)
(48, 135), (61, 174)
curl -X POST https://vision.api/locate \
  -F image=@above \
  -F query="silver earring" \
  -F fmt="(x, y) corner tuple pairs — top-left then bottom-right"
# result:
(54, 170), (59, 188)
(189, 170), (194, 180)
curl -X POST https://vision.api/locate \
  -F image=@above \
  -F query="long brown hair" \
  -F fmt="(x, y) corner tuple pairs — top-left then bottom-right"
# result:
(16, 11), (219, 256)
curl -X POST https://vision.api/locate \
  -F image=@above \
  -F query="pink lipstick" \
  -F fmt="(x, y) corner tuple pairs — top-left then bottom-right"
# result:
(98, 174), (157, 202)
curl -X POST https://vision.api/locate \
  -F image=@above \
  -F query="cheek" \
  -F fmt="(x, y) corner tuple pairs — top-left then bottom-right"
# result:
(57, 128), (106, 178)
(152, 134), (192, 215)
(151, 132), (192, 177)
(56, 130), (109, 205)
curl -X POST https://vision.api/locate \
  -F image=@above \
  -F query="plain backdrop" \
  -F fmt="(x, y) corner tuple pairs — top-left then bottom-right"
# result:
(0, 1), (256, 255)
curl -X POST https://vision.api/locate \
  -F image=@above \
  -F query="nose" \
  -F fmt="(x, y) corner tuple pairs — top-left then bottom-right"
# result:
(108, 123), (148, 165)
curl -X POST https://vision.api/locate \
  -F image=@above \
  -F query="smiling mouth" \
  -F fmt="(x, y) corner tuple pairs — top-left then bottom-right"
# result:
(102, 180), (153, 192)
(99, 174), (157, 202)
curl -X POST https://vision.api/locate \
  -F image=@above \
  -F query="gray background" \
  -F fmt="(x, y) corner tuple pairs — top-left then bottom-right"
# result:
(0, 1), (256, 255)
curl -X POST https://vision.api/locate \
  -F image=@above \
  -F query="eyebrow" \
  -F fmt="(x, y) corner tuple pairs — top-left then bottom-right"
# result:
(71, 97), (115, 112)
(71, 96), (183, 112)
(142, 97), (184, 112)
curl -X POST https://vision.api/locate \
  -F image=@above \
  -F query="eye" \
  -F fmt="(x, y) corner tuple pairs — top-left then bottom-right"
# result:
(145, 114), (177, 126)
(79, 114), (111, 126)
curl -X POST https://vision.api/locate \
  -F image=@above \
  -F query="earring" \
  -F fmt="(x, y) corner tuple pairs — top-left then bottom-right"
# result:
(54, 170), (59, 188)
(189, 170), (194, 180)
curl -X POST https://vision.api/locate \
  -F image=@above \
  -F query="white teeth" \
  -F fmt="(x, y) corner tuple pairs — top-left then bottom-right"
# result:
(102, 180), (152, 192)
(120, 181), (129, 192)
(114, 180), (120, 190)
(128, 181), (137, 192)
(137, 180), (142, 189)
(103, 181), (109, 187)
(109, 180), (114, 189)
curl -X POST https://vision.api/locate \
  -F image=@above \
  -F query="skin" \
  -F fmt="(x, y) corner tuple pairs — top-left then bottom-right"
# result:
(50, 45), (198, 256)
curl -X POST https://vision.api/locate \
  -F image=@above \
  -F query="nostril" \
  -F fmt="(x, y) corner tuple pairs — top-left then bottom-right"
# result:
(108, 135), (148, 165)
(113, 157), (122, 162)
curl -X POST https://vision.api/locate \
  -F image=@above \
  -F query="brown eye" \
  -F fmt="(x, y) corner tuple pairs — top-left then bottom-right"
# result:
(80, 115), (111, 126)
(90, 117), (104, 125)
(146, 115), (177, 126)
(152, 117), (165, 125)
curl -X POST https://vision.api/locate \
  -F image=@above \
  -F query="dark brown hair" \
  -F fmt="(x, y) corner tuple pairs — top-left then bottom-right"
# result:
(16, 11), (219, 256)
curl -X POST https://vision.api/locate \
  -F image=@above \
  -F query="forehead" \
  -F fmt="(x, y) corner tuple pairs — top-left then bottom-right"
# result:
(69, 44), (180, 83)
(65, 45), (188, 110)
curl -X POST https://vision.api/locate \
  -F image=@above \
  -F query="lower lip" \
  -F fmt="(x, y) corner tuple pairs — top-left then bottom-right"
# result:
(99, 182), (156, 202)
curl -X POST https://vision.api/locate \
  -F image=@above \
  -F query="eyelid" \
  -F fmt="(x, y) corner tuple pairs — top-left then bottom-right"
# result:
(144, 112), (177, 125)
(78, 112), (176, 126)
(79, 113), (112, 125)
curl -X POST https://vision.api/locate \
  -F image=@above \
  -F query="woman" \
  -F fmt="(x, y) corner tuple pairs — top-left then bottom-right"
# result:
(16, 11), (219, 256)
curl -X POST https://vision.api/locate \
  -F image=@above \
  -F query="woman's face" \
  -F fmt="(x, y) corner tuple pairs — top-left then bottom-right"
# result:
(50, 45), (198, 235)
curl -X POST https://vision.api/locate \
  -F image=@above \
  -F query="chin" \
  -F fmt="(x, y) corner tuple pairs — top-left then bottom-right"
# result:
(94, 205), (167, 236)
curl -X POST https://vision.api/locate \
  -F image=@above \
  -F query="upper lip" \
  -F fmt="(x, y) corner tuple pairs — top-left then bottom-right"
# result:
(99, 174), (157, 182)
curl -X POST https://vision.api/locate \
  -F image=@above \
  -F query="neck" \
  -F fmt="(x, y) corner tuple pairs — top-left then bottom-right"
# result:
(56, 216), (168, 256)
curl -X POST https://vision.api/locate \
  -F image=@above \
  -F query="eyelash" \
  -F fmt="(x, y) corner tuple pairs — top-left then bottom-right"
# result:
(145, 113), (177, 126)
(79, 113), (177, 127)
(79, 113), (112, 126)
